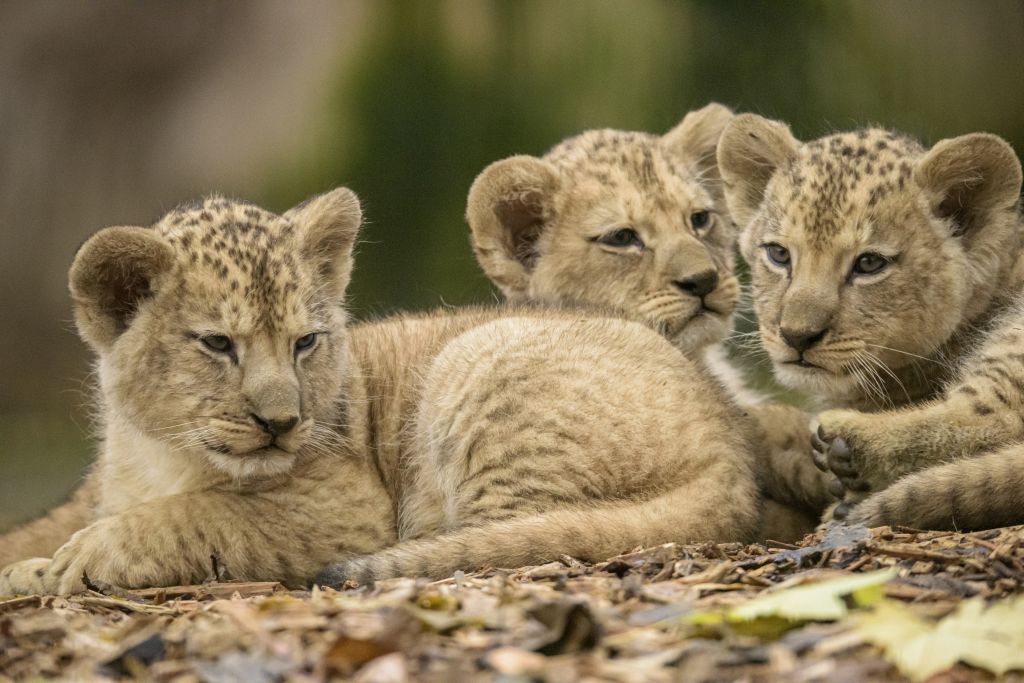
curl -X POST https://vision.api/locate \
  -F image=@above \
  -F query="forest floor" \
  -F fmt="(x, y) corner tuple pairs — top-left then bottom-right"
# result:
(2, 524), (1023, 682)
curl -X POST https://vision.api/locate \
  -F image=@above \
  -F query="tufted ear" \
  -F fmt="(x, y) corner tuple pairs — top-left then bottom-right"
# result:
(285, 187), (363, 299)
(915, 133), (1022, 244)
(70, 226), (176, 351)
(661, 102), (734, 189)
(466, 155), (561, 299)
(717, 114), (800, 227)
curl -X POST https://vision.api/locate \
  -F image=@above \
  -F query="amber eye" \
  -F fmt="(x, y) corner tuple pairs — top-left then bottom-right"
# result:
(763, 243), (791, 268)
(596, 228), (645, 249)
(690, 210), (711, 230)
(852, 252), (890, 276)
(295, 333), (318, 353)
(201, 335), (233, 354)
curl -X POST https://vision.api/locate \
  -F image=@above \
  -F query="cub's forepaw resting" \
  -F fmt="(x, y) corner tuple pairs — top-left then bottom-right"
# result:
(815, 410), (900, 494)
(0, 558), (53, 597)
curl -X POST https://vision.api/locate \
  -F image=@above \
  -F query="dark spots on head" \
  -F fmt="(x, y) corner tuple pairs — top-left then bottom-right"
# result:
(35, 567), (45, 578)
(973, 402), (994, 416)
(875, 139), (889, 151)
(200, 211), (213, 222)
(958, 385), (979, 396)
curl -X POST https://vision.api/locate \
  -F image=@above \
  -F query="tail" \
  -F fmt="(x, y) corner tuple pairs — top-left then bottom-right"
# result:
(0, 474), (97, 567)
(316, 481), (759, 586)
(847, 446), (1024, 531)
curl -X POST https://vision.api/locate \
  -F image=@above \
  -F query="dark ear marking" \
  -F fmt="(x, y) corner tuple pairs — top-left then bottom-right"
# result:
(467, 156), (561, 299)
(915, 133), (1022, 240)
(69, 226), (176, 350)
(662, 102), (734, 191)
(284, 187), (363, 298)
(717, 114), (801, 227)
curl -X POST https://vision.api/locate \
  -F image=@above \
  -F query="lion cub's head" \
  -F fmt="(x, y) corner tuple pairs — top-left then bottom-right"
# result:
(70, 188), (362, 477)
(467, 103), (739, 353)
(718, 115), (1023, 400)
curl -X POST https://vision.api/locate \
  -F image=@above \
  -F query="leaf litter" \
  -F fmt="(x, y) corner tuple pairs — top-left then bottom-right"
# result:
(1, 524), (1023, 681)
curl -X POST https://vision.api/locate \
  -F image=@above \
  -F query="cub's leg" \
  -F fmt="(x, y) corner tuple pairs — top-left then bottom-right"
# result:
(745, 402), (834, 514)
(816, 311), (1024, 497)
(843, 443), (1024, 531)
(0, 487), (394, 596)
(0, 475), (98, 568)
(318, 467), (760, 586)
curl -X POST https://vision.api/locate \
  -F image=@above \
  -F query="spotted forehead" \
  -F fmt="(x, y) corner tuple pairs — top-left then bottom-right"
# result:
(544, 129), (713, 211)
(153, 196), (314, 328)
(770, 129), (924, 243)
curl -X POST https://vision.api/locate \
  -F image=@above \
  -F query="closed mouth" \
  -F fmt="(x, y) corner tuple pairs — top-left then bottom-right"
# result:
(785, 358), (820, 369)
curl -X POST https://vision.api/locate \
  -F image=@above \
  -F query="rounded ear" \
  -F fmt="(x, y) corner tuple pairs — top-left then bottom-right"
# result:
(914, 133), (1022, 242)
(466, 155), (560, 299)
(661, 102), (734, 186)
(717, 114), (800, 226)
(284, 186), (363, 298)
(70, 226), (176, 350)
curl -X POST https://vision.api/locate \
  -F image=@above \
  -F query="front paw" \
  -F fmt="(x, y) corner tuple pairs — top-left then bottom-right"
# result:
(41, 520), (132, 595)
(0, 558), (54, 596)
(815, 409), (894, 494)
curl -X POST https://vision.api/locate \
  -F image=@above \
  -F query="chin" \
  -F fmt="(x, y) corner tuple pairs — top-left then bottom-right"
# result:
(204, 447), (298, 478)
(772, 361), (861, 399)
(670, 313), (730, 355)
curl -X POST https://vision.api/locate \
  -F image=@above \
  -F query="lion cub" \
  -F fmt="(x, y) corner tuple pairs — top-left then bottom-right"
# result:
(0, 187), (757, 595)
(718, 114), (1024, 530)
(465, 103), (832, 538)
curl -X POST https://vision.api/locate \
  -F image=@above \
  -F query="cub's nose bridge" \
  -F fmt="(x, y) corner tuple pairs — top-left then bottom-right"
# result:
(659, 237), (716, 285)
(779, 284), (837, 349)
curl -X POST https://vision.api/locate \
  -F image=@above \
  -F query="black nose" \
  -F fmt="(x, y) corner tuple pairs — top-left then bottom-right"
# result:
(251, 414), (299, 437)
(780, 327), (828, 353)
(674, 270), (719, 299)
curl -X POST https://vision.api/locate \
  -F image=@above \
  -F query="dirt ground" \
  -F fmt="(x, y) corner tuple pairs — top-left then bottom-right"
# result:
(2, 524), (1023, 682)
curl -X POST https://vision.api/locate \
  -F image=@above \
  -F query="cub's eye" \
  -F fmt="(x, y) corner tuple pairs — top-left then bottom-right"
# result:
(852, 252), (891, 276)
(201, 335), (233, 353)
(763, 243), (791, 268)
(595, 228), (644, 249)
(295, 333), (318, 353)
(690, 210), (711, 230)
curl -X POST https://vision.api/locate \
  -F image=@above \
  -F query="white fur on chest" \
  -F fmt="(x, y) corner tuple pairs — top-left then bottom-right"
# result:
(96, 416), (213, 517)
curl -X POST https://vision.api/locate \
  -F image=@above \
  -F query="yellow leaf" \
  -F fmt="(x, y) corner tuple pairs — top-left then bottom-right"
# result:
(857, 595), (1024, 681)
(729, 569), (897, 622)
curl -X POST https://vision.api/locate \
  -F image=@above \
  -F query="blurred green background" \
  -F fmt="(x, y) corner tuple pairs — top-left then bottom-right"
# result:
(1, 0), (1022, 529)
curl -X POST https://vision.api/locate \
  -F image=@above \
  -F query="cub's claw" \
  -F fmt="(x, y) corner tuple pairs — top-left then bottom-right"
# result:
(811, 425), (830, 472)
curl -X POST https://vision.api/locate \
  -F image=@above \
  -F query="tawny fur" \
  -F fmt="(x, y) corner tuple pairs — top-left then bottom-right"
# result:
(466, 103), (830, 541)
(719, 113), (1024, 530)
(0, 188), (759, 595)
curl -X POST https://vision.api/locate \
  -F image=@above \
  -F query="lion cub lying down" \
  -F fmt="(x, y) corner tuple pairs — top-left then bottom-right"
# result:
(0, 187), (757, 595)
(464, 103), (833, 539)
